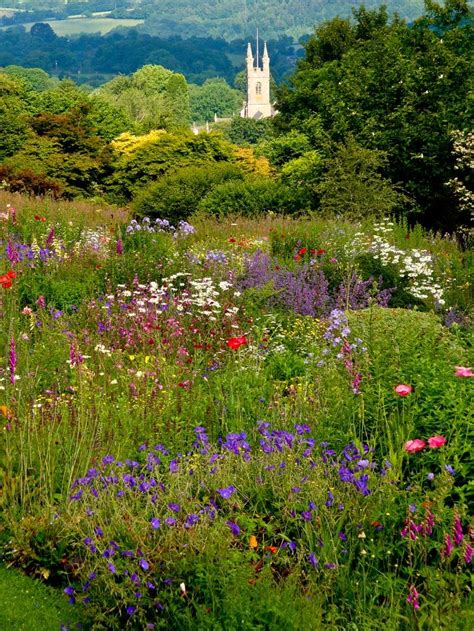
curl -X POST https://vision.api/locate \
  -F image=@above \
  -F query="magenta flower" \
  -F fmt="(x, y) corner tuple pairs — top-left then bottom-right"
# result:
(454, 366), (473, 377)
(464, 544), (473, 564)
(441, 534), (454, 558)
(116, 238), (124, 255)
(406, 584), (420, 610)
(395, 384), (413, 396)
(427, 435), (447, 448)
(403, 439), (426, 454)
(453, 514), (463, 546)
(9, 337), (16, 384)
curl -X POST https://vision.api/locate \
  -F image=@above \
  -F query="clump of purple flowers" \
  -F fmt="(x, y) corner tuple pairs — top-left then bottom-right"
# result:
(238, 250), (393, 317)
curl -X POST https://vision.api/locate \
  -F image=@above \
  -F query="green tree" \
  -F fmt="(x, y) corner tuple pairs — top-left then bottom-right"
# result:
(276, 1), (473, 229)
(316, 137), (407, 219)
(190, 79), (243, 124)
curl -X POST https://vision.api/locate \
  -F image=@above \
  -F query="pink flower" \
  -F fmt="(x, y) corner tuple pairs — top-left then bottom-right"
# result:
(427, 435), (447, 448)
(441, 533), (454, 559)
(406, 585), (420, 610)
(403, 439), (426, 454)
(454, 366), (473, 378)
(395, 384), (413, 396)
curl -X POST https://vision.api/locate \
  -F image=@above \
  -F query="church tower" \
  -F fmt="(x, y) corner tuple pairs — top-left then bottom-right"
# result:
(241, 39), (274, 119)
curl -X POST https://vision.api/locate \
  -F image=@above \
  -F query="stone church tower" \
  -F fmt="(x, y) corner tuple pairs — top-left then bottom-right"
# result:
(241, 40), (274, 119)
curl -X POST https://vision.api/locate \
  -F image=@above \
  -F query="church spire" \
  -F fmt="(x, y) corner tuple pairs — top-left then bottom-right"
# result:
(262, 41), (269, 72)
(246, 42), (254, 68)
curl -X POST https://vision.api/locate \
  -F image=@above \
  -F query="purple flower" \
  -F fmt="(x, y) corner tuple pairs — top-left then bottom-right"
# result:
(139, 559), (150, 571)
(107, 563), (116, 574)
(307, 553), (319, 568)
(168, 502), (181, 513)
(151, 517), (161, 530)
(217, 485), (236, 499)
(126, 605), (136, 616)
(301, 511), (312, 522)
(184, 513), (200, 528)
(226, 520), (241, 536)
(165, 517), (176, 526)
(427, 472), (435, 481)
(64, 586), (75, 596)
(445, 464), (455, 476)
(338, 531), (347, 541)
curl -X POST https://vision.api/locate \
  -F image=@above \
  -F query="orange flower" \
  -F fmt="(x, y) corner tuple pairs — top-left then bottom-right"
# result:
(264, 545), (278, 554)
(0, 405), (13, 419)
(249, 535), (258, 549)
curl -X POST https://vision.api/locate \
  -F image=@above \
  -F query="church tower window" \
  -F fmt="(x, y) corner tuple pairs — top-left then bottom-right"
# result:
(256, 82), (262, 95)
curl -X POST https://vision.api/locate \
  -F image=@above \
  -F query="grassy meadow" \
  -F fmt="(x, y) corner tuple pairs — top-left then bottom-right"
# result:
(0, 190), (473, 629)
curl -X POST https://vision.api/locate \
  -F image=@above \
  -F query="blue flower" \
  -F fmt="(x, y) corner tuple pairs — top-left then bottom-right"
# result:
(151, 517), (161, 530)
(445, 464), (455, 476)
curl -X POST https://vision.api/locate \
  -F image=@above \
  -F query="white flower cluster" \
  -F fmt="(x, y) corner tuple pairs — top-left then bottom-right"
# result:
(371, 220), (445, 305)
(106, 274), (240, 323)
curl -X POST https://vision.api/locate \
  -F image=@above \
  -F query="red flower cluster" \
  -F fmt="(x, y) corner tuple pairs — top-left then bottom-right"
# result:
(34, 215), (46, 222)
(226, 335), (248, 350)
(0, 270), (16, 289)
(294, 247), (327, 261)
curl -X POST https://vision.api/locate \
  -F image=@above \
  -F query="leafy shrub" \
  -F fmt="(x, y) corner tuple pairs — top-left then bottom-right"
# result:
(198, 179), (306, 216)
(132, 162), (244, 222)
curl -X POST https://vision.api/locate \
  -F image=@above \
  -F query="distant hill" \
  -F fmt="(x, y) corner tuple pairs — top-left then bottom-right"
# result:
(1, 1), (426, 40)
(139, 0), (426, 40)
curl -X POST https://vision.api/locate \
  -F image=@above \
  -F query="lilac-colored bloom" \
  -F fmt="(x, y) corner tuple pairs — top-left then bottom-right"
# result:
(168, 502), (181, 513)
(445, 464), (455, 476)
(165, 517), (176, 526)
(151, 517), (161, 530)
(139, 559), (150, 571)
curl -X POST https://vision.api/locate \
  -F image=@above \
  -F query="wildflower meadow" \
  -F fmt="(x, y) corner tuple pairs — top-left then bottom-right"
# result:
(0, 192), (472, 630)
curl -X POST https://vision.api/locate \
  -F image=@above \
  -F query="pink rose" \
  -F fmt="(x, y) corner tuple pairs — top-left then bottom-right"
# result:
(428, 435), (447, 448)
(454, 366), (473, 378)
(395, 384), (413, 396)
(404, 439), (426, 453)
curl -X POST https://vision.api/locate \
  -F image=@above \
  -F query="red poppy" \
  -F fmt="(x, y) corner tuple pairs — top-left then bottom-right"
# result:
(1, 271), (16, 288)
(310, 248), (316, 255)
(34, 215), (46, 222)
(228, 237), (236, 243)
(298, 247), (307, 255)
(316, 249), (326, 255)
(226, 335), (248, 350)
